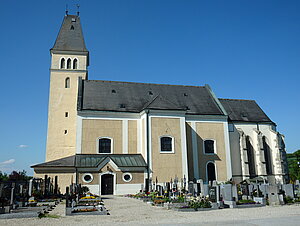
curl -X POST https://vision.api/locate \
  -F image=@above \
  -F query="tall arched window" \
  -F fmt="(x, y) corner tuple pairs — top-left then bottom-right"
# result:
(99, 138), (112, 154)
(67, 58), (71, 69)
(246, 136), (256, 178)
(60, 58), (65, 69)
(263, 136), (272, 175)
(65, 77), (70, 88)
(73, 58), (78, 69)
(207, 162), (216, 182)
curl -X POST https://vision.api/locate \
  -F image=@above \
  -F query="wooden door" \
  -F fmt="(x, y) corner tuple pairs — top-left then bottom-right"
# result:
(101, 174), (114, 195)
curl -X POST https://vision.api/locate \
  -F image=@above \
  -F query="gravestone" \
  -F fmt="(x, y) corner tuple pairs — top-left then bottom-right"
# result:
(158, 185), (164, 196)
(198, 179), (204, 196)
(28, 179), (33, 196)
(241, 184), (249, 196)
(193, 183), (198, 196)
(209, 187), (217, 202)
(282, 184), (294, 198)
(222, 184), (233, 201)
(188, 182), (194, 194)
(248, 184), (254, 195)
(259, 184), (268, 197)
(216, 185), (220, 202)
(268, 185), (280, 205)
(203, 184), (209, 197)
(196, 183), (201, 196)
(232, 185), (238, 200)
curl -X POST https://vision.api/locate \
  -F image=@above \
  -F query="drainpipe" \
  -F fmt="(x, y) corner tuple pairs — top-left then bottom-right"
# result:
(146, 110), (150, 191)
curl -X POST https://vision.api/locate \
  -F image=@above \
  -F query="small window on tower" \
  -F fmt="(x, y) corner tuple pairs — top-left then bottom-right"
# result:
(64, 130), (68, 134)
(73, 59), (78, 69)
(65, 77), (70, 88)
(60, 58), (65, 69)
(70, 25), (74, 30)
(65, 112), (69, 117)
(67, 58), (72, 69)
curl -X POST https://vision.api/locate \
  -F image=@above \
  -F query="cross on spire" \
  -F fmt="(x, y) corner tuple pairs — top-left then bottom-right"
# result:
(76, 4), (80, 16)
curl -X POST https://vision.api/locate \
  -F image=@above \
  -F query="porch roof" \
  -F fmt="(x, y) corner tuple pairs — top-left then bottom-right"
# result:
(31, 154), (147, 169)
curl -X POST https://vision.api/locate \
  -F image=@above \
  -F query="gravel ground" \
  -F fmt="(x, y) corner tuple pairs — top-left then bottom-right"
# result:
(0, 196), (299, 226)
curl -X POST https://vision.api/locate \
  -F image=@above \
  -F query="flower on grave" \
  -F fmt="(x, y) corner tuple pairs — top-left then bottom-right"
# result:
(206, 195), (209, 199)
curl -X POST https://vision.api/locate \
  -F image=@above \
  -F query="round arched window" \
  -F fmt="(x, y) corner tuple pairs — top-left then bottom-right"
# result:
(122, 173), (132, 182)
(82, 173), (93, 183)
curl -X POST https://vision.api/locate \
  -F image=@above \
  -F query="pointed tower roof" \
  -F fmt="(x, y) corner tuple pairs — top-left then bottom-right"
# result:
(51, 15), (88, 53)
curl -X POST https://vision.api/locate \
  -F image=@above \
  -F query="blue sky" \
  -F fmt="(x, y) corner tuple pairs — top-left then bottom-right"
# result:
(0, 0), (299, 175)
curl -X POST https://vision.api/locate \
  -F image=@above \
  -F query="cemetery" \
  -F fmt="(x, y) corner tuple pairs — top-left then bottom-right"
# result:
(0, 175), (110, 218)
(125, 177), (300, 211)
(1, 173), (300, 219)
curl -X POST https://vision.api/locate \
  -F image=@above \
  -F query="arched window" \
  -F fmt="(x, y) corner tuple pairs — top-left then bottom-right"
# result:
(246, 136), (256, 178)
(60, 58), (65, 69)
(160, 136), (174, 153)
(207, 162), (216, 182)
(204, 140), (215, 154)
(263, 136), (273, 175)
(67, 58), (71, 69)
(73, 58), (78, 69)
(99, 138), (112, 154)
(65, 77), (70, 88)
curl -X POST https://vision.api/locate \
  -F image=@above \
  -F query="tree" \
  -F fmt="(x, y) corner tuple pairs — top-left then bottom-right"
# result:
(0, 171), (8, 181)
(287, 150), (300, 183)
(8, 170), (32, 181)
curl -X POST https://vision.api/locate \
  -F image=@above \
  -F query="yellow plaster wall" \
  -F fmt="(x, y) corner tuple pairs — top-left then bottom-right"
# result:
(151, 117), (182, 182)
(128, 120), (137, 154)
(81, 119), (122, 154)
(46, 53), (88, 162)
(196, 122), (227, 181)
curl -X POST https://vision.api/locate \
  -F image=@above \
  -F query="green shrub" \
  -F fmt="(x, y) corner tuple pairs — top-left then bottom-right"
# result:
(236, 199), (256, 205)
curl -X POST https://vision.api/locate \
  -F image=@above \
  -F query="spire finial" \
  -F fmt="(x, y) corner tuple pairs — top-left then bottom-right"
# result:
(76, 4), (80, 16)
(66, 4), (69, 15)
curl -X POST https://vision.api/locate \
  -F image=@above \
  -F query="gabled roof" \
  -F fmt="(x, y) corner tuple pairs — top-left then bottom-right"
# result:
(31, 154), (147, 169)
(51, 15), (88, 52)
(142, 95), (186, 111)
(80, 80), (224, 115)
(219, 98), (273, 123)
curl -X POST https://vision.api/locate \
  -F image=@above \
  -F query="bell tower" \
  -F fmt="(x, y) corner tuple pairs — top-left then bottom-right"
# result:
(46, 14), (89, 161)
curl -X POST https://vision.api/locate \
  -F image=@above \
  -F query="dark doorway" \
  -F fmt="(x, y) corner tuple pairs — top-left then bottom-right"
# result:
(207, 162), (216, 182)
(101, 174), (114, 195)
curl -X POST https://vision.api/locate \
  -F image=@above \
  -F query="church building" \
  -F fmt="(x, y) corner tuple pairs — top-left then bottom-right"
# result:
(32, 14), (288, 195)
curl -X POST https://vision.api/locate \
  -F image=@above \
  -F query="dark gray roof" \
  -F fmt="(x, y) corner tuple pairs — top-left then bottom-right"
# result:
(31, 155), (75, 168)
(31, 154), (147, 168)
(80, 80), (224, 115)
(51, 15), (88, 52)
(76, 154), (147, 168)
(219, 99), (273, 123)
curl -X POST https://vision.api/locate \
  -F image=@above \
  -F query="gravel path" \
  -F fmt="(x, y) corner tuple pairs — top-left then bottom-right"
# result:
(0, 196), (299, 225)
